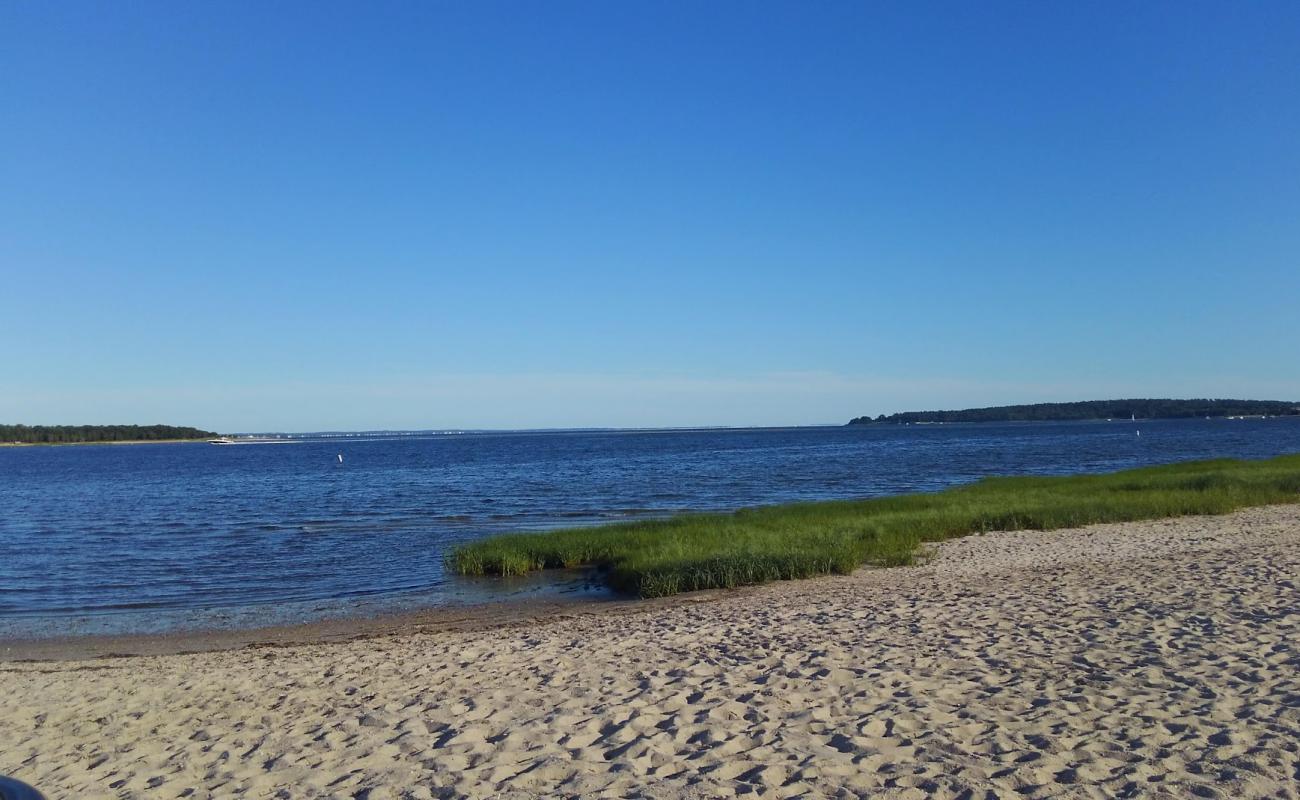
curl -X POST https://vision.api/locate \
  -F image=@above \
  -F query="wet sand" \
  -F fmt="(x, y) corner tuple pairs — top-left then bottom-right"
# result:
(3, 505), (1298, 798)
(0, 593), (709, 663)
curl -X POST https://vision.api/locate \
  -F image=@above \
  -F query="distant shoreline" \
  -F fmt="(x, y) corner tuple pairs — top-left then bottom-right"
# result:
(851, 415), (1293, 425)
(0, 438), (211, 448)
(849, 398), (1300, 426)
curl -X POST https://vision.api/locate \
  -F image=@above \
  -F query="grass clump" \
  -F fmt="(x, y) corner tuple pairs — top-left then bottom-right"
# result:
(447, 453), (1300, 598)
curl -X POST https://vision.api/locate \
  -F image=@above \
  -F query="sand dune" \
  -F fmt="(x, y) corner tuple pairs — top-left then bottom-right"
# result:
(3, 506), (1299, 799)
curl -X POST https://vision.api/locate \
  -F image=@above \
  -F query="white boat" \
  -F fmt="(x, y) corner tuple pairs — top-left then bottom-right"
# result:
(208, 436), (236, 445)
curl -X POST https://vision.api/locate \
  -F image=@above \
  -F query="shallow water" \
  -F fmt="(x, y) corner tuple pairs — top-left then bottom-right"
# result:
(3, 418), (1298, 637)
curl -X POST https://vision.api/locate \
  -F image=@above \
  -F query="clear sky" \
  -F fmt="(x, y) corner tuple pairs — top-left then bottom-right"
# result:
(3, 2), (1298, 431)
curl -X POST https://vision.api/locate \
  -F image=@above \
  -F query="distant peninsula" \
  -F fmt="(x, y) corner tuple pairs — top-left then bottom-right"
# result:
(849, 399), (1300, 425)
(0, 424), (218, 445)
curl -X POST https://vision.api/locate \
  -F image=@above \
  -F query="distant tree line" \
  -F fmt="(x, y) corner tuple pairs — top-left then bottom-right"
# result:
(849, 399), (1300, 425)
(0, 424), (217, 444)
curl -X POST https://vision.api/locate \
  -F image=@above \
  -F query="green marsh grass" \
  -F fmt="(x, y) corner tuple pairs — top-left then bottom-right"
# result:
(448, 454), (1300, 597)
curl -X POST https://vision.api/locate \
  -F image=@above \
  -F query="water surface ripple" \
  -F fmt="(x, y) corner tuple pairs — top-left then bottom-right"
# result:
(3, 419), (1298, 637)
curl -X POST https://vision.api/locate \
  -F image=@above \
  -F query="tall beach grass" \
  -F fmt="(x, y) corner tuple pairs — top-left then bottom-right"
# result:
(448, 454), (1300, 598)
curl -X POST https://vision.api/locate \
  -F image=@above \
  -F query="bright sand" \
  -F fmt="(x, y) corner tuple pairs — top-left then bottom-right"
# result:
(3, 506), (1299, 799)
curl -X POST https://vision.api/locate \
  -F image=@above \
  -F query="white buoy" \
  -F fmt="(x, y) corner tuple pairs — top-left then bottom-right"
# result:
(1136, 430), (1140, 437)
(337, 453), (344, 463)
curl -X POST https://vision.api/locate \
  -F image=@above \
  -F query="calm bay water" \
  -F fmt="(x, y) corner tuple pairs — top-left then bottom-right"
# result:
(3, 418), (1299, 637)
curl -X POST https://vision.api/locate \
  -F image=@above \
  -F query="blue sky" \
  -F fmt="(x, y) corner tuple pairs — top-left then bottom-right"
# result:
(3, 2), (1298, 431)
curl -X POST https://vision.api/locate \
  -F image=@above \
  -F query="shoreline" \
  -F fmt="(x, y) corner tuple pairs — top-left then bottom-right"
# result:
(4, 505), (1297, 797)
(7, 453), (1298, 661)
(844, 416), (1296, 425)
(0, 591), (724, 663)
(5, 502), (1296, 664)
(0, 438), (211, 448)
(451, 453), (1300, 596)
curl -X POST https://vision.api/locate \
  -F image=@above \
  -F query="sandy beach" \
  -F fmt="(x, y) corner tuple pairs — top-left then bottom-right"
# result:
(3, 506), (1298, 799)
